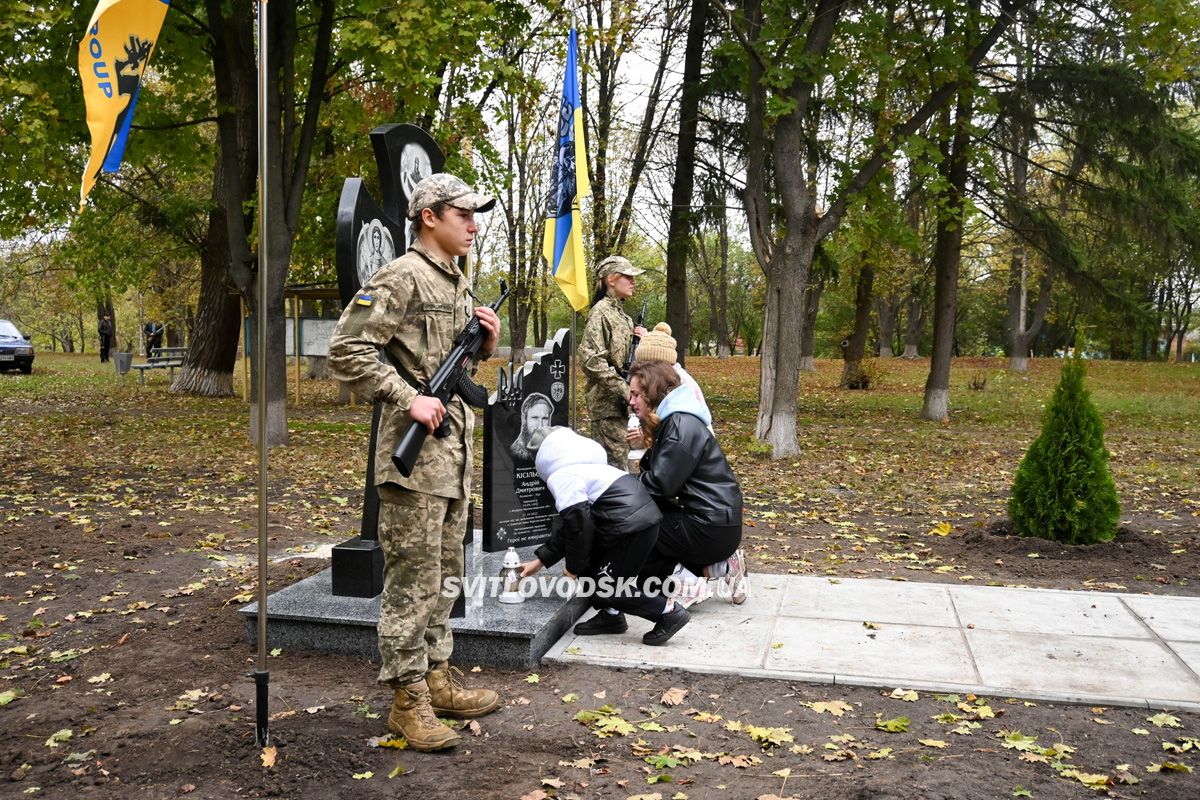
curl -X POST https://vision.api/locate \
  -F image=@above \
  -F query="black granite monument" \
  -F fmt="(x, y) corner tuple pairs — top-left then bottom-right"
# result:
(482, 329), (571, 552)
(331, 124), (442, 598)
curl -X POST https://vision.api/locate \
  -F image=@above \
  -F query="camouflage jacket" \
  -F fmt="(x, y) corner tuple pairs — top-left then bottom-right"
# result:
(578, 295), (633, 418)
(327, 242), (486, 499)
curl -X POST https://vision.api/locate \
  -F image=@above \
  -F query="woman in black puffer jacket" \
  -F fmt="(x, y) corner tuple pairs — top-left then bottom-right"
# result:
(628, 360), (748, 605)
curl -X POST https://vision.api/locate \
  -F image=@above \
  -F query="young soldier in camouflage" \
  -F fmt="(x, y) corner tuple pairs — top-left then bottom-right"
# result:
(578, 256), (647, 469)
(328, 173), (501, 752)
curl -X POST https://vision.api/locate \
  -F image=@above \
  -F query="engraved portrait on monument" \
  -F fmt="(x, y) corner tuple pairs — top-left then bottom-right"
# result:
(509, 392), (553, 465)
(356, 219), (396, 288)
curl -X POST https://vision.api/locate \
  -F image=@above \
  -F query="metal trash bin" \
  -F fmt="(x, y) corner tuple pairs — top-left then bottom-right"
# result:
(114, 351), (133, 376)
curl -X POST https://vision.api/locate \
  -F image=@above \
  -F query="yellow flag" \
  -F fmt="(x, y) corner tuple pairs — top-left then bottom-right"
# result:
(78, 0), (171, 210)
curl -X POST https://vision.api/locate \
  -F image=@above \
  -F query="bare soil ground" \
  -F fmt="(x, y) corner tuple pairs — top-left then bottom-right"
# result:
(2, 354), (1198, 799)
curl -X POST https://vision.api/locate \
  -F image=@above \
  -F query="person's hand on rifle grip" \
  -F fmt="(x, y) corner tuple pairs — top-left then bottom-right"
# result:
(474, 306), (501, 353)
(633, 325), (647, 337)
(409, 395), (445, 434)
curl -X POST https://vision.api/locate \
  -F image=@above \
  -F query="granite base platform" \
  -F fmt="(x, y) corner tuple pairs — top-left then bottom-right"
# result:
(239, 543), (587, 669)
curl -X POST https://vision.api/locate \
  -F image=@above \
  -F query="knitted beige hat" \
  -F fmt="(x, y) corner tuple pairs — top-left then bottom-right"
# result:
(635, 322), (677, 364)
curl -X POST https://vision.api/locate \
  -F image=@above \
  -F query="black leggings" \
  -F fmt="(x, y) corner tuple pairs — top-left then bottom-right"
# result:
(588, 524), (668, 621)
(639, 507), (741, 582)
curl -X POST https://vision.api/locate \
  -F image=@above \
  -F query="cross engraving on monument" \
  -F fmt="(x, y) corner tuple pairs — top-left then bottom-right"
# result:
(331, 124), (445, 598)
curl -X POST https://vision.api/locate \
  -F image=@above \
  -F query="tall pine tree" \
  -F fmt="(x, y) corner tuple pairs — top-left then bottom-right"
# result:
(1008, 357), (1120, 544)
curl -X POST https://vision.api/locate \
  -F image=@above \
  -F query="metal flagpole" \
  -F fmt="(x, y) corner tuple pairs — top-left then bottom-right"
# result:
(253, 0), (271, 748)
(570, 310), (578, 430)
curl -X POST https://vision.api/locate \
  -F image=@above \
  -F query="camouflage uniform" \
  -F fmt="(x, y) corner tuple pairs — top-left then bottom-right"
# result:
(579, 294), (634, 469)
(328, 240), (486, 687)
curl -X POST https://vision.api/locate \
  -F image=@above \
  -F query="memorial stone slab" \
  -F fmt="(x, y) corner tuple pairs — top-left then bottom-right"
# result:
(482, 329), (571, 552)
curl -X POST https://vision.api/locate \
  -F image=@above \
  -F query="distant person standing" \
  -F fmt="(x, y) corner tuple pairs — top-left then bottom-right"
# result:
(578, 256), (646, 469)
(143, 321), (164, 357)
(98, 313), (114, 363)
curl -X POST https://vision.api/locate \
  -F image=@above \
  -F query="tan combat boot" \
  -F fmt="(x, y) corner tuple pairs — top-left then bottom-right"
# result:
(426, 661), (500, 719)
(387, 681), (461, 751)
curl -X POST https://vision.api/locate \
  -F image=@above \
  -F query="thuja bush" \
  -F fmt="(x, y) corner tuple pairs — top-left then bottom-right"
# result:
(1008, 357), (1120, 544)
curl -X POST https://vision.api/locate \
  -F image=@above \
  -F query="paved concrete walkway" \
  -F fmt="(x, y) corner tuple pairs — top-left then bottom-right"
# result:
(544, 574), (1200, 712)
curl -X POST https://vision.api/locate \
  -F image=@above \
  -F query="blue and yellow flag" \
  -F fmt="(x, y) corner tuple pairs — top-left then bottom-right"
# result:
(78, 0), (171, 210)
(542, 28), (592, 312)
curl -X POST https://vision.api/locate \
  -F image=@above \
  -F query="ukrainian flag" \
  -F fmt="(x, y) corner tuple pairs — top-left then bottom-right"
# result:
(542, 27), (591, 312)
(78, 0), (171, 210)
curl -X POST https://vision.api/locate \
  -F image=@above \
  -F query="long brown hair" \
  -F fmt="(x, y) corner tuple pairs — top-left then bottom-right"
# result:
(629, 360), (680, 445)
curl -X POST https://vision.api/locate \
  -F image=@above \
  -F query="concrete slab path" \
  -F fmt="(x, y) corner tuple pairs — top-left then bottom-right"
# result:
(543, 574), (1200, 712)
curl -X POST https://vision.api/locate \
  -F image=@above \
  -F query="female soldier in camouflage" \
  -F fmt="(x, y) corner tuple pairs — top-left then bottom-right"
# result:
(578, 256), (647, 469)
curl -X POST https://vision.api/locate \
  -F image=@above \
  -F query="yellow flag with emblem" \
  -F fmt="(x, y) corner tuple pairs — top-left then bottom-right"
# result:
(78, 0), (171, 210)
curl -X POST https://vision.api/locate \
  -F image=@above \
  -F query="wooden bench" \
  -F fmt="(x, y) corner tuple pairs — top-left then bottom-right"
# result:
(131, 347), (188, 385)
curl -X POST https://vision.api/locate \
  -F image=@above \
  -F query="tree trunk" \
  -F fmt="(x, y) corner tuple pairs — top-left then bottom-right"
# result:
(664, 0), (707, 365)
(172, 159), (245, 398)
(876, 293), (898, 357)
(178, 0), (257, 400)
(902, 287), (924, 357)
(840, 260), (875, 388)
(921, 81), (973, 421)
(799, 274), (824, 372)
(173, 230), (241, 397)
(756, 237), (809, 455)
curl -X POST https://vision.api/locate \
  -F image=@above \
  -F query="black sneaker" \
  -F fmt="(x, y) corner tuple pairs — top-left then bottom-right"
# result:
(574, 610), (627, 635)
(642, 605), (690, 646)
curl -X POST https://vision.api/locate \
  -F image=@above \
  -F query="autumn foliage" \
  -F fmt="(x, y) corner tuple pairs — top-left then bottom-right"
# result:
(1008, 357), (1120, 545)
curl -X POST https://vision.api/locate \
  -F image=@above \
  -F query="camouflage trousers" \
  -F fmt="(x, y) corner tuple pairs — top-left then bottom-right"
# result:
(376, 487), (467, 687)
(591, 415), (630, 471)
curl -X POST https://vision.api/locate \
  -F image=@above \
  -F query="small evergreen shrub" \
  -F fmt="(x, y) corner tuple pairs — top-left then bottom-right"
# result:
(1008, 357), (1120, 544)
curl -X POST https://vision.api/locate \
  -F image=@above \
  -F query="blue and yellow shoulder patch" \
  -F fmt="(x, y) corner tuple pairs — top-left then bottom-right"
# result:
(354, 292), (374, 307)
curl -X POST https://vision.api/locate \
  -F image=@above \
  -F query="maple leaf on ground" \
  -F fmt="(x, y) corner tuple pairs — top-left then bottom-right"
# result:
(746, 725), (794, 748)
(1147, 712), (1182, 728)
(45, 729), (73, 748)
(660, 687), (688, 706)
(366, 735), (407, 749)
(1061, 769), (1111, 790)
(592, 716), (637, 737)
(875, 715), (910, 733)
(260, 745), (277, 768)
(1000, 731), (1039, 751)
(807, 700), (853, 717)
(717, 753), (760, 767)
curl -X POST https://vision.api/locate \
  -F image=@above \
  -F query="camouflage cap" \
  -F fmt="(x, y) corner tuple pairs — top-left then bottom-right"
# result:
(596, 255), (644, 279)
(407, 173), (496, 220)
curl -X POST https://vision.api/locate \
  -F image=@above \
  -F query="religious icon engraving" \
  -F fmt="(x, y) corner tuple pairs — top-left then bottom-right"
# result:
(356, 219), (395, 287)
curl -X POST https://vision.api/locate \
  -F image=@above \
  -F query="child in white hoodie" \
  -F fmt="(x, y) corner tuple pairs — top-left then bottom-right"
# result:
(518, 426), (690, 646)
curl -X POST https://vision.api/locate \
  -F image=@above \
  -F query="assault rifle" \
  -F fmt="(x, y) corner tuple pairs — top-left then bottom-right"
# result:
(621, 298), (649, 381)
(391, 280), (510, 477)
